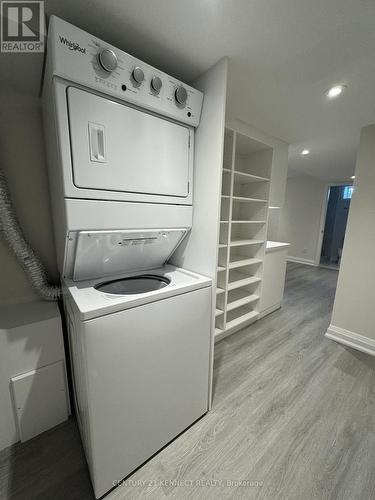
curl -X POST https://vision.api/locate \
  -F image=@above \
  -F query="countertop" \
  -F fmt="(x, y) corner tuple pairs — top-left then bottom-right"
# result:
(266, 241), (291, 253)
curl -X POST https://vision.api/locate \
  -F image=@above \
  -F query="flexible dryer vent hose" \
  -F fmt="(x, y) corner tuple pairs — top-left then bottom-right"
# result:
(0, 169), (61, 301)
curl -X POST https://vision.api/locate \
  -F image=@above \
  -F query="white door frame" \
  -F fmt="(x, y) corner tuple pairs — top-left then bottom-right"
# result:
(314, 182), (353, 266)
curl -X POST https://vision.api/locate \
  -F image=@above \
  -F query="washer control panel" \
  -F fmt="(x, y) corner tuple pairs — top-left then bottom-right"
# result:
(46, 16), (203, 126)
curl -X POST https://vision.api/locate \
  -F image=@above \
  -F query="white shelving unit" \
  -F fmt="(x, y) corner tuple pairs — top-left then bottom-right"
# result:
(215, 128), (273, 342)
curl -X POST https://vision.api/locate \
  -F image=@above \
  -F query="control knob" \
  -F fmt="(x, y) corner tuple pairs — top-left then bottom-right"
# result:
(98, 48), (118, 72)
(175, 86), (188, 105)
(151, 76), (162, 93)
(132, 66), (144, 84)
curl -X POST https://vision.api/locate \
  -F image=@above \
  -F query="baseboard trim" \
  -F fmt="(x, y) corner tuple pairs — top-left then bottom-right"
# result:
(287, 256), (316, 266)
(258, 304), (281, 319)
(325, 325), (375, 357)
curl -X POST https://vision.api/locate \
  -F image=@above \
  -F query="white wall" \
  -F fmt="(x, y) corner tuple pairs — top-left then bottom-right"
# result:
(171, 58), (228, 280)
(0, 88), (58, 306)
(170, 58), (228, 410)
(0, 88), (67, 451)
(327, 124), (375, 348)
(269, 175), (326, 264)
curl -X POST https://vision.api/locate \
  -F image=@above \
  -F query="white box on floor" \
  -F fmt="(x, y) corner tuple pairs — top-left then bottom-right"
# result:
(11, 361), (68, 442)
(0, 300), (69, 451)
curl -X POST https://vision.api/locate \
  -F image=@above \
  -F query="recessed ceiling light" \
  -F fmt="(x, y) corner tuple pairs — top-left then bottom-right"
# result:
(301, 149), (310, 156)
(327, 85), (345, 99)
(351, 175), (355, 179)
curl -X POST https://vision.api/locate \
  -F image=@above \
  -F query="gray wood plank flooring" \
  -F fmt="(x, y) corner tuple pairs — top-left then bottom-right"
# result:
(2, 263), (375, 500)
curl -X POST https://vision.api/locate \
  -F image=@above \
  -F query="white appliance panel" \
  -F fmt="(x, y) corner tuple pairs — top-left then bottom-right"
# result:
(72, 229), (187, 281)
(68, 88), (190, 198)
(72, 286), (211, 498)
(45, 16), (203, 127)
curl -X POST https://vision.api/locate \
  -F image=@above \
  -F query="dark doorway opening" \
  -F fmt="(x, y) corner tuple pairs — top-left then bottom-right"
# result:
(320, 185), (352, 269)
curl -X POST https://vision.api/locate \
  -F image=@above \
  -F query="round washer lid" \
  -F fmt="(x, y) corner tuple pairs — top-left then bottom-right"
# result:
(95, 274), (171, 295)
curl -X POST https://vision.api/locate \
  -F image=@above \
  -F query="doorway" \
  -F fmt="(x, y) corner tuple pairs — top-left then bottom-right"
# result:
(318, 185), (352, 270)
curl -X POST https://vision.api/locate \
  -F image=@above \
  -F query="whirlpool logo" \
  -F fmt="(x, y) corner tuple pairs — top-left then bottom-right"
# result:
(59, 35), (86, 53)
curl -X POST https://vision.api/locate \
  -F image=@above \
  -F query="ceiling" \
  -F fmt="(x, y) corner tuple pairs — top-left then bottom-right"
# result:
(1, 0), (375, 181)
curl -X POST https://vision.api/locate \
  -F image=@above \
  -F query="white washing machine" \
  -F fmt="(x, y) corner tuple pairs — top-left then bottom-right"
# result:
(42, 16), (212, 499)
(65, 263), (211, 498)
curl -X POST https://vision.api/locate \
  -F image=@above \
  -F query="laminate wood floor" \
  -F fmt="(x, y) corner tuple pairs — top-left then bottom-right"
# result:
(2, 263), (375, 500)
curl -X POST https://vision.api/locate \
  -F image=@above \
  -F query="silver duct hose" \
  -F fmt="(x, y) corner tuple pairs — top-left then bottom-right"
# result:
(0, 169), (61, 301)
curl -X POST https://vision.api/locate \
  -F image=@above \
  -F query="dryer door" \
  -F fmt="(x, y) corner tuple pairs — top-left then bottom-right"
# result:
(67, 87), (191, 198)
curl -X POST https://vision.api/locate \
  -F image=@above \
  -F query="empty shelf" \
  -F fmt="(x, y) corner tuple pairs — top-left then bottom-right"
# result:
(227, 294), (259, 312)
(232, 196), (268, 203)
(233, 171), (269, 183)
(220, 220), (229, 223)
(226, 310), (259, 330)
(231, 220), (266, 224)
(228, 273), (261, 291)
(230, 239), (264, 247)
(216, 287), (225, 295)
(229, 257), (262, 269)
(217, 266), (226, 272)
(218, 243), (227, 248)
(215, 309), (224, 317)
(223, 168), (231, 173)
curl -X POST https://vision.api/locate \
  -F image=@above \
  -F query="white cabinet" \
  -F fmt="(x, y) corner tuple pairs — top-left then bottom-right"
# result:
(259, 241), (290, 317)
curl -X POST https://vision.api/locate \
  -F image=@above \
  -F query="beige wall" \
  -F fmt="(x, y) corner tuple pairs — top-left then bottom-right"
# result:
(268, 175), (326, 263)
(0, 88), (57, 306)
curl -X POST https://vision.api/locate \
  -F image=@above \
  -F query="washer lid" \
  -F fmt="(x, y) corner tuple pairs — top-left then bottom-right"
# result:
(72, 229), (187, 281)
(64, 265), (212, 320)
(95, 274), (171, 295)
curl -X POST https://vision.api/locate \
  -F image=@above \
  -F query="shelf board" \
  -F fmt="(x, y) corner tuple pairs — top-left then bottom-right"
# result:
(220, 220), (229, 224)
(232, 196), (268, 203)
(228, 273), (261, 291)
(231, 220), (266, 224)
(230, 239), (264, 247)
(226, 310), (259, 330)
(233, 171), (269, 183)
(221, 195), (230, 199)
(216, 287), (225, 295)
(215, 308), (224, 317)
(229, 257), (262, 270)
(223, 168), (231, 173)
(227, 294), (259, 312)
(218, 243), (227, 248)
(214, 327), (223, 337)
(217, 266), (226, 272)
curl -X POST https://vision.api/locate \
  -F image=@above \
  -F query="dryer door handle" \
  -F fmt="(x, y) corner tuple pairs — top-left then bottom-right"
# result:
(89, 122), (106, 163)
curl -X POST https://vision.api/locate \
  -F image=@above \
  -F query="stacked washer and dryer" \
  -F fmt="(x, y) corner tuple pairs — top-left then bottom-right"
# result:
(43, 16), (212, 498)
